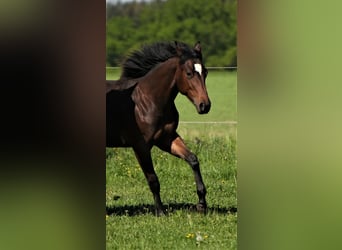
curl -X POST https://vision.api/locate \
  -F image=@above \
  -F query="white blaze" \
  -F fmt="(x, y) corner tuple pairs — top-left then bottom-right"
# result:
(194, 63), (202, 76)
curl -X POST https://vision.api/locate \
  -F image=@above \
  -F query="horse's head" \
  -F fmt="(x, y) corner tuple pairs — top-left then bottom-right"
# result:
(175, 41), (211, 114)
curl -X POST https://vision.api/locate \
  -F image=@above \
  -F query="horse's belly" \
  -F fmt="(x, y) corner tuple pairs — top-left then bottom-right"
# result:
(106, 137), (132, 148)
(106, 126), (135, 147)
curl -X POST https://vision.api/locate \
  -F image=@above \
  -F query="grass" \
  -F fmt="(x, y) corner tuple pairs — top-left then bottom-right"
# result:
(106, 213), (236, 249)
(106, 68), (237, 249)
(106, 137), (237, 249)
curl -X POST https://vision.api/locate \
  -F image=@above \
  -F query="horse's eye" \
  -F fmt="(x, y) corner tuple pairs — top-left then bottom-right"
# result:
(186, 71), (193, 78)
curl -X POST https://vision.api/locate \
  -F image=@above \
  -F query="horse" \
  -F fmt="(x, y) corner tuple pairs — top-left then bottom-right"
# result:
(106, 41), (211, 216)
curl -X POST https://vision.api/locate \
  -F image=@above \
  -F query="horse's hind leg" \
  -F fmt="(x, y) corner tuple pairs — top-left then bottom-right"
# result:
(156, 134), (207, 212)
(133, 145), (164, 216)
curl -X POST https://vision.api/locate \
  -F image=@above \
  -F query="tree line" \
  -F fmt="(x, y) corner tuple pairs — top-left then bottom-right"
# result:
(106, 0), (236, 67)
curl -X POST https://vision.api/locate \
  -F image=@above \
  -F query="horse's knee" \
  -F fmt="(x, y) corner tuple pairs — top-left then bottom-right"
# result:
(186, 153), (199, 167)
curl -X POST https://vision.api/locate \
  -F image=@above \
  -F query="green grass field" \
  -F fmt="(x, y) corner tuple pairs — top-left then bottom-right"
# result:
(106, 69), (237, 249)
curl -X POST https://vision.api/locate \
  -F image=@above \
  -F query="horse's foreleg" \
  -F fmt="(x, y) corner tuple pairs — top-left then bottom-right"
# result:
(157, 134), (207, 212)
(133, 145), (164, 216)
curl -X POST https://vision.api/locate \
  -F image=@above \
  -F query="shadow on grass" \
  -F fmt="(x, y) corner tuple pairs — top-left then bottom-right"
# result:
(106, 203), (237, 217)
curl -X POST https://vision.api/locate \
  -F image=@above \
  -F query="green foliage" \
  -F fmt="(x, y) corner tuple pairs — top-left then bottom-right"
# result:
(106, 0), (236, 67)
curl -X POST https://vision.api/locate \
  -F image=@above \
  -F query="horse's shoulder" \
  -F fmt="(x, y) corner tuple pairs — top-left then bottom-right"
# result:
(106, 79), (138, 93)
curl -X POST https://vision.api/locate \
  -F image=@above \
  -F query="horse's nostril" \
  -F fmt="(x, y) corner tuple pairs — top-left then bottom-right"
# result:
(198, 101), (210, 114)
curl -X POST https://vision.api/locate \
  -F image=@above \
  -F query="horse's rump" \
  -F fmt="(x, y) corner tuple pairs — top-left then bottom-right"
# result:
(106, 82), (138, 147)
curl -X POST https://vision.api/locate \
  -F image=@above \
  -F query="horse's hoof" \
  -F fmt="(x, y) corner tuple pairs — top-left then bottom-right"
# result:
(156, 210), (166, 217)
(196, 203), (207, 213)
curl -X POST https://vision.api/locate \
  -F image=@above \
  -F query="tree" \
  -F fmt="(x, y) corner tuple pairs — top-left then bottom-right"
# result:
(106, 0), (236, 67)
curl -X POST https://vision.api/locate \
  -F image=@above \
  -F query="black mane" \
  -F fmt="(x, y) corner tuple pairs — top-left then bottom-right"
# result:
(121, 41), (200, 79)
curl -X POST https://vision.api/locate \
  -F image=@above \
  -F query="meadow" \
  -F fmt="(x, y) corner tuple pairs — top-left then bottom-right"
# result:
(106, 68), (237, 249)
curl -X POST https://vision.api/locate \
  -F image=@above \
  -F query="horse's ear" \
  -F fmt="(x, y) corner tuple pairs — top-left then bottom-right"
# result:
(194, 41), (201, 53)
(174, 41), (182, 56)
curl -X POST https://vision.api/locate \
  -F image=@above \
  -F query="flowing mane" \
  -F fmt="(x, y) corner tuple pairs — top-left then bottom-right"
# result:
(121, 41), (201, 79)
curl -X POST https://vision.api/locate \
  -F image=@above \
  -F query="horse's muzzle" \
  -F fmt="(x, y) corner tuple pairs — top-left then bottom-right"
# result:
(197, 100), (211, 114)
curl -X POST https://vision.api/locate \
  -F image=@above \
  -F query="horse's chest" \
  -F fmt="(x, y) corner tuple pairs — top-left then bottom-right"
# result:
(133, 94), (178, 141)
(153, 116), (178, 140)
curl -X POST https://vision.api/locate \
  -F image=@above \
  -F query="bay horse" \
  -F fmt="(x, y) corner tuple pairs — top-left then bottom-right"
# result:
(106, 41), (211, 216)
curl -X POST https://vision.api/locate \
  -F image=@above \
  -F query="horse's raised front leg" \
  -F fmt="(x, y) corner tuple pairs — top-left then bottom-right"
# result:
(157, 133), (207, 212)
(133, 144), (164, 216)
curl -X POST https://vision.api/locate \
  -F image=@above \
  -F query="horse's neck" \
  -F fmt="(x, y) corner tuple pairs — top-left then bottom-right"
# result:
(132, 58), (179, 121)
(141, 58), (179, 102)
